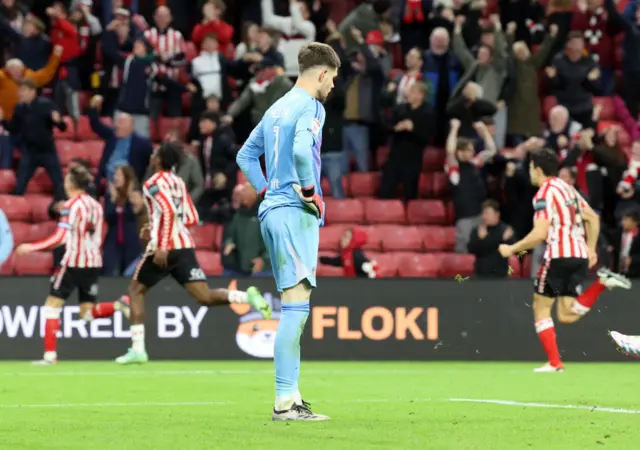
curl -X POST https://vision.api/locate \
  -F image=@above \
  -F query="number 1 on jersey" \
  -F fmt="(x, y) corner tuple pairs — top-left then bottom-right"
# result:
(273, 125), (280, 168)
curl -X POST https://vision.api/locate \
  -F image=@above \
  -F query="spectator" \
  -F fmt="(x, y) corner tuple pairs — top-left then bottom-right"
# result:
(338, 0), (392, 51)
(397, 0), (430, 55)
(546, 32), (600, 128)
(498, 0), (546, 48)
(308, 0), (331, 44)
(222, 183), (272, 277)
(446, 119), (495, 253)
(543, 105), (582, 154)
(342, 27), (391, 172)
(320, 227), (379, 278)
(69, 1), (102, 91)
(223, 65), (293, 129)
(610, 207), (640, 277)
(192, 0), (234, 51)
(196, 111), (237, 223)
(616, 139), (640, 219)
(0, 207), (13, 269)
(446, 81), (497, 139)
(383, 46), (423, 106)
(321, 59), (347, 199)
(424, 27), (459, 147)
(0, 0), (26, 34)
(2, 79), (66, 199)
(144, 5), (187, 119)
(605, 0), (640, 117)
(234, 21), (260, 61)
(88, 95), (153, 192)
(468, 199), (516, 277)
(0, 14), (51, 71)
(103, 164), (145, 276)
(47, 2), (81, 124)
(0, 46), (61, 121)
(102, 1), (148, 36)
(191, 33), (232, 107)
(597, 125), (628, 221)
(380, 82), (432, 201)
(188, 94), (224, 145)
(506, 22), (558, 143)
(160, 130), (204, 204)
(571, 0), (619, 95)
(100, 13), (133, 117)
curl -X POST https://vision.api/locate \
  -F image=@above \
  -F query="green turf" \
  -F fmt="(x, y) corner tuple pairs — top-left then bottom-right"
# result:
(0, 361), (638, 449)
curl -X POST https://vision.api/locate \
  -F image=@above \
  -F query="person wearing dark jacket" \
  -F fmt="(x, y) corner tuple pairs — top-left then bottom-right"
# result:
(320, 227), (379, 278)
(88, 95), (154, 193)
(321, 72), (347, 199)
(380, 82), (432, 201)
(468, 199), (516, 277)
(0, 15), (51, 71)
(197, 111), (237, 223)
(446, 81), (497, 139)
(547, 32), (600, 128)
(100, 17), (134, 117)
(4, 79), (66, 200)
(222, 183), (271, 277)
(609, 207), (640, 277)
(605, 0), (640, 117)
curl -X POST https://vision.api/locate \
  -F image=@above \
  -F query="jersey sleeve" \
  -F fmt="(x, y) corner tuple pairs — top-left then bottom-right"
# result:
(293, 101), (324, 188)
(532, 187), (553, 221)
(236, 120), (268, 194)
(146, 181), (174, 251)
(30, 200), (76, 251)
(181, 179), (199, 227)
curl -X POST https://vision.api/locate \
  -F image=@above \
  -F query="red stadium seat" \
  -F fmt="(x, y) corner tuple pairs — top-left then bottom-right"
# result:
(508, 256), (522, 278)
(445, 201), (455, 224)
(26, 168), (53, 194)
(397, 253), (440, 277)
(0, 170), (16, 193)
(214, 224), (224, 251)
(348, 172), (380, 197)
(76, 115), (101, 141)
(594, 97), (615, 121)
(422, 147), (445, 172)
(26, 194), (53, 223)
(375, 146), (390, 169)
(431, 172), (448, 197)
(53, 116), (75, 140)
(185, 41), (198, 61)
(380, 226), (423, 252)
(29, 221), (58, 242)
(365, 252), (399, 277)
(14, 251), (54, 275)
(78, 91), (92, 113)
(57, 140), (86, 166)
(360, 225), (384, 251)
(406, 199), (447, 225)
(364, 199), (405, 224)
(325, 198), (364, 224)
(0, 195), (30, 221)
(320, 176), (349, 198)
(195, 250), (222, 275)
(542, 96), (557, 121)
(418, 173), (431, 197)
(319, 224), (349, 251)
(190, 224), (216, 249)
(422, 226), (456, 252)
(9, 221), (31, 245)
(0, 252), (14, 275)
(439, 253), (475, 278)
(84, 140), (104, 168)
(156, 117), (190, 141)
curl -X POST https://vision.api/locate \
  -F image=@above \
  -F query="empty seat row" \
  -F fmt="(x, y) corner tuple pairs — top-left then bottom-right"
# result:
(375, 146), (445, 172)
(325, 198), (453, 225)
(320, 225), (456, 252)
(320, 171), (449, 199)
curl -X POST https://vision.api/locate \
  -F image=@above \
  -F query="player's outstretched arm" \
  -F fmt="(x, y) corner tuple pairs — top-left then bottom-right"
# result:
(508, 218), (549, 255)
(236, 121), (268, 195)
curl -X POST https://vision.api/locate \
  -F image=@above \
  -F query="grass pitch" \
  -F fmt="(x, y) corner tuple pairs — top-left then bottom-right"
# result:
(0, 361), (638, 449)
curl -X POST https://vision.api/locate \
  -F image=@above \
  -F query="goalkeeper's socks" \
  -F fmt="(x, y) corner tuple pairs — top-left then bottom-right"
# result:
(535, 318), (562, 368)
(274, 301), (310, 411)
(43, 306), (60, 361)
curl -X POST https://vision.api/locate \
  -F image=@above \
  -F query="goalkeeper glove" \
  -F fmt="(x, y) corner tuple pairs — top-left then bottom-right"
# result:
(292, 184), (324, 219)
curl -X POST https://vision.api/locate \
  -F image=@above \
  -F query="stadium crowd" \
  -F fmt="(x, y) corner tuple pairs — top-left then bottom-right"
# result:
(0, 0), (639, 280)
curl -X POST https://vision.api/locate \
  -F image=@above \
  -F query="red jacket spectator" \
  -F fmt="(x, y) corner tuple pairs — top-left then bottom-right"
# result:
(192, 0), (234, 50)
(571, 1), (619, 69)
(50, 18), (80, 62)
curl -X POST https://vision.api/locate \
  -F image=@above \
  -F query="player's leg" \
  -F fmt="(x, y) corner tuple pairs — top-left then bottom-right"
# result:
(33, 295), (65, 365)
(173, 249), (271, 317)
(263, 208), (328, 421)
(532, 261), (563, 372)
(77, 269), (130, 321)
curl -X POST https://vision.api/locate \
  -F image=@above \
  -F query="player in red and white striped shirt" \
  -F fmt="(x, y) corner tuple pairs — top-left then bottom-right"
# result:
(144, 6), (186, 118)
(499, 147), (631, 372)
(116, 142), (271, 365)
(15, 166), (130, 365)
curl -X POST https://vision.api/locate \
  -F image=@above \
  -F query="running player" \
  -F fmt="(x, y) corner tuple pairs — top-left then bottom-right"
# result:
(499, 147), (631, 372)
(15, 166), (129, 365)
(236, 43), (340, 421)
(115, 142), (271, 364)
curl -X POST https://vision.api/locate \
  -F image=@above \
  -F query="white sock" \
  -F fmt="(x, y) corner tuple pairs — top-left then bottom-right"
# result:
(83, 311), (94, 322)
(275, 394), (296, 411)
(227, 290), (248, 303)
(131, 324), (146, 353)
(43, 351), (57, 361)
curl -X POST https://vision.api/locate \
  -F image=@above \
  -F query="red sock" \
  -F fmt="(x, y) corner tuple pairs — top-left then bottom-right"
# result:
(535, 318), (562, 367)
(44, 318), (58, 354)
(91, 302), (116, 319)
(575, 280), (606, 312)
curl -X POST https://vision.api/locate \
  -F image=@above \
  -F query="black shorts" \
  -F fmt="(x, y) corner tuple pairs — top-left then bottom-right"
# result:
(534, 257), (588, 298)
(134, 248), (206, 289)
(49, 267), (101, 303)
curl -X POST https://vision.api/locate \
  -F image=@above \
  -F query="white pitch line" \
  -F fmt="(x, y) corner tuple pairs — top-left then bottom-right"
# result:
(449, 398), (640, 415)
(0, 401), (235, 409)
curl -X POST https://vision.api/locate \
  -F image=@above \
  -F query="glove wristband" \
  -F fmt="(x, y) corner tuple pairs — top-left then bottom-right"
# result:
(301, 185), (315, 198)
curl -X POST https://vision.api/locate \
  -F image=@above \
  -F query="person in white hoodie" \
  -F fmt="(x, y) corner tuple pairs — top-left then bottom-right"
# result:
(191, 33), (230, 104)
(261, 0), (315, 77)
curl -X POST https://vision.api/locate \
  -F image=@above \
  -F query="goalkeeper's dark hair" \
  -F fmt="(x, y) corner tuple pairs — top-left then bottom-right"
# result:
(530, 147), (559, 177)
(68, 165), (92, 191)
(156, 141), (183, 170)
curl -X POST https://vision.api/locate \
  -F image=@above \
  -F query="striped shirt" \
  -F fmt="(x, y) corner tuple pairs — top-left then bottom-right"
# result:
(31, 194), (103, 268)
(143, 171), (198, 251)
(532, 177), (590, 260)
(143, 27), (185, 91)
